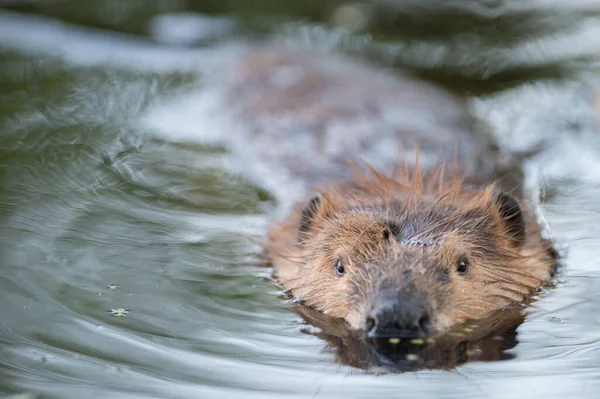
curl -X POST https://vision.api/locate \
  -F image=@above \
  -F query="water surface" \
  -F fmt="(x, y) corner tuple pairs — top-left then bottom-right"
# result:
(1, 1), (600, 398)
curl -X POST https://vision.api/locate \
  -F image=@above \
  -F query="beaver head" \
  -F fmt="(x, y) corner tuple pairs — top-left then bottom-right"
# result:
(267, 168), (556, 338)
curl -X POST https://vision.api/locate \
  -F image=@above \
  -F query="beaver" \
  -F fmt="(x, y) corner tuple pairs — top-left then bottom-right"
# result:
(218, 46), (557, 339)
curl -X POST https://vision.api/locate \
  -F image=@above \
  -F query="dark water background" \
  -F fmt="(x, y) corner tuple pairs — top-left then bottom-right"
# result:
(2, 1), (600, 398)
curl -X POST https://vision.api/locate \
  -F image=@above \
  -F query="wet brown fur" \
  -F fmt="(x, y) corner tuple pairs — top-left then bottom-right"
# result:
(265, 158), (556, 333)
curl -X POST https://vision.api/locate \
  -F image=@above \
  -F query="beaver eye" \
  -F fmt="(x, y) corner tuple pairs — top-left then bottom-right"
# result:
(456, 256), (470, 275)
(335, 258), (345, 276)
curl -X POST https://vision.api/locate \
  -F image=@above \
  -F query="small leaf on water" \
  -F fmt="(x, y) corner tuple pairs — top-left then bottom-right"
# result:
(109, 308), (129, 317)
(306, 327), (322, 334)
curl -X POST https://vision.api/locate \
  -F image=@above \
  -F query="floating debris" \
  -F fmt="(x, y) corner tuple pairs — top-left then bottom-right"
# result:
(306, 326), (322, 334)
(109, 308), (129, 317)
(107, 284), (120, 290)
(410, 338), (425, 345)
(406, 354), (419, 361)
(449, 332), (466, 337)
(426, 338), (435, 344)
(388, 338), (401, 344)
(548, 316), (563, 324)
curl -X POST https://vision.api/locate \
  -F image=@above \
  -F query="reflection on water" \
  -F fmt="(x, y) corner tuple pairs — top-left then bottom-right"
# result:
(297, 304), (526, 373)
(1, 1), (600, 398)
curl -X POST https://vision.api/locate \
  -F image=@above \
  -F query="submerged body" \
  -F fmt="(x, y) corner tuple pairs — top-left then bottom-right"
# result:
(222, 46), (557, 338)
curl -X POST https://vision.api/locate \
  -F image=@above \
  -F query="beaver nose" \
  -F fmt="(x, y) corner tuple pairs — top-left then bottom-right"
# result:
(364, 290), (432, 339)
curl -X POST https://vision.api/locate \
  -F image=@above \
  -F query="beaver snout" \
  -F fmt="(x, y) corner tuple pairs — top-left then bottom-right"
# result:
(364, 288), (432, 339)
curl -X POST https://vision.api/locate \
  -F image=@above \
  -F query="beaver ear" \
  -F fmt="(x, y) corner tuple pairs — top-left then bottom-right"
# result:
(493, 190), (526, 246)
(299, 193), (323, 238)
